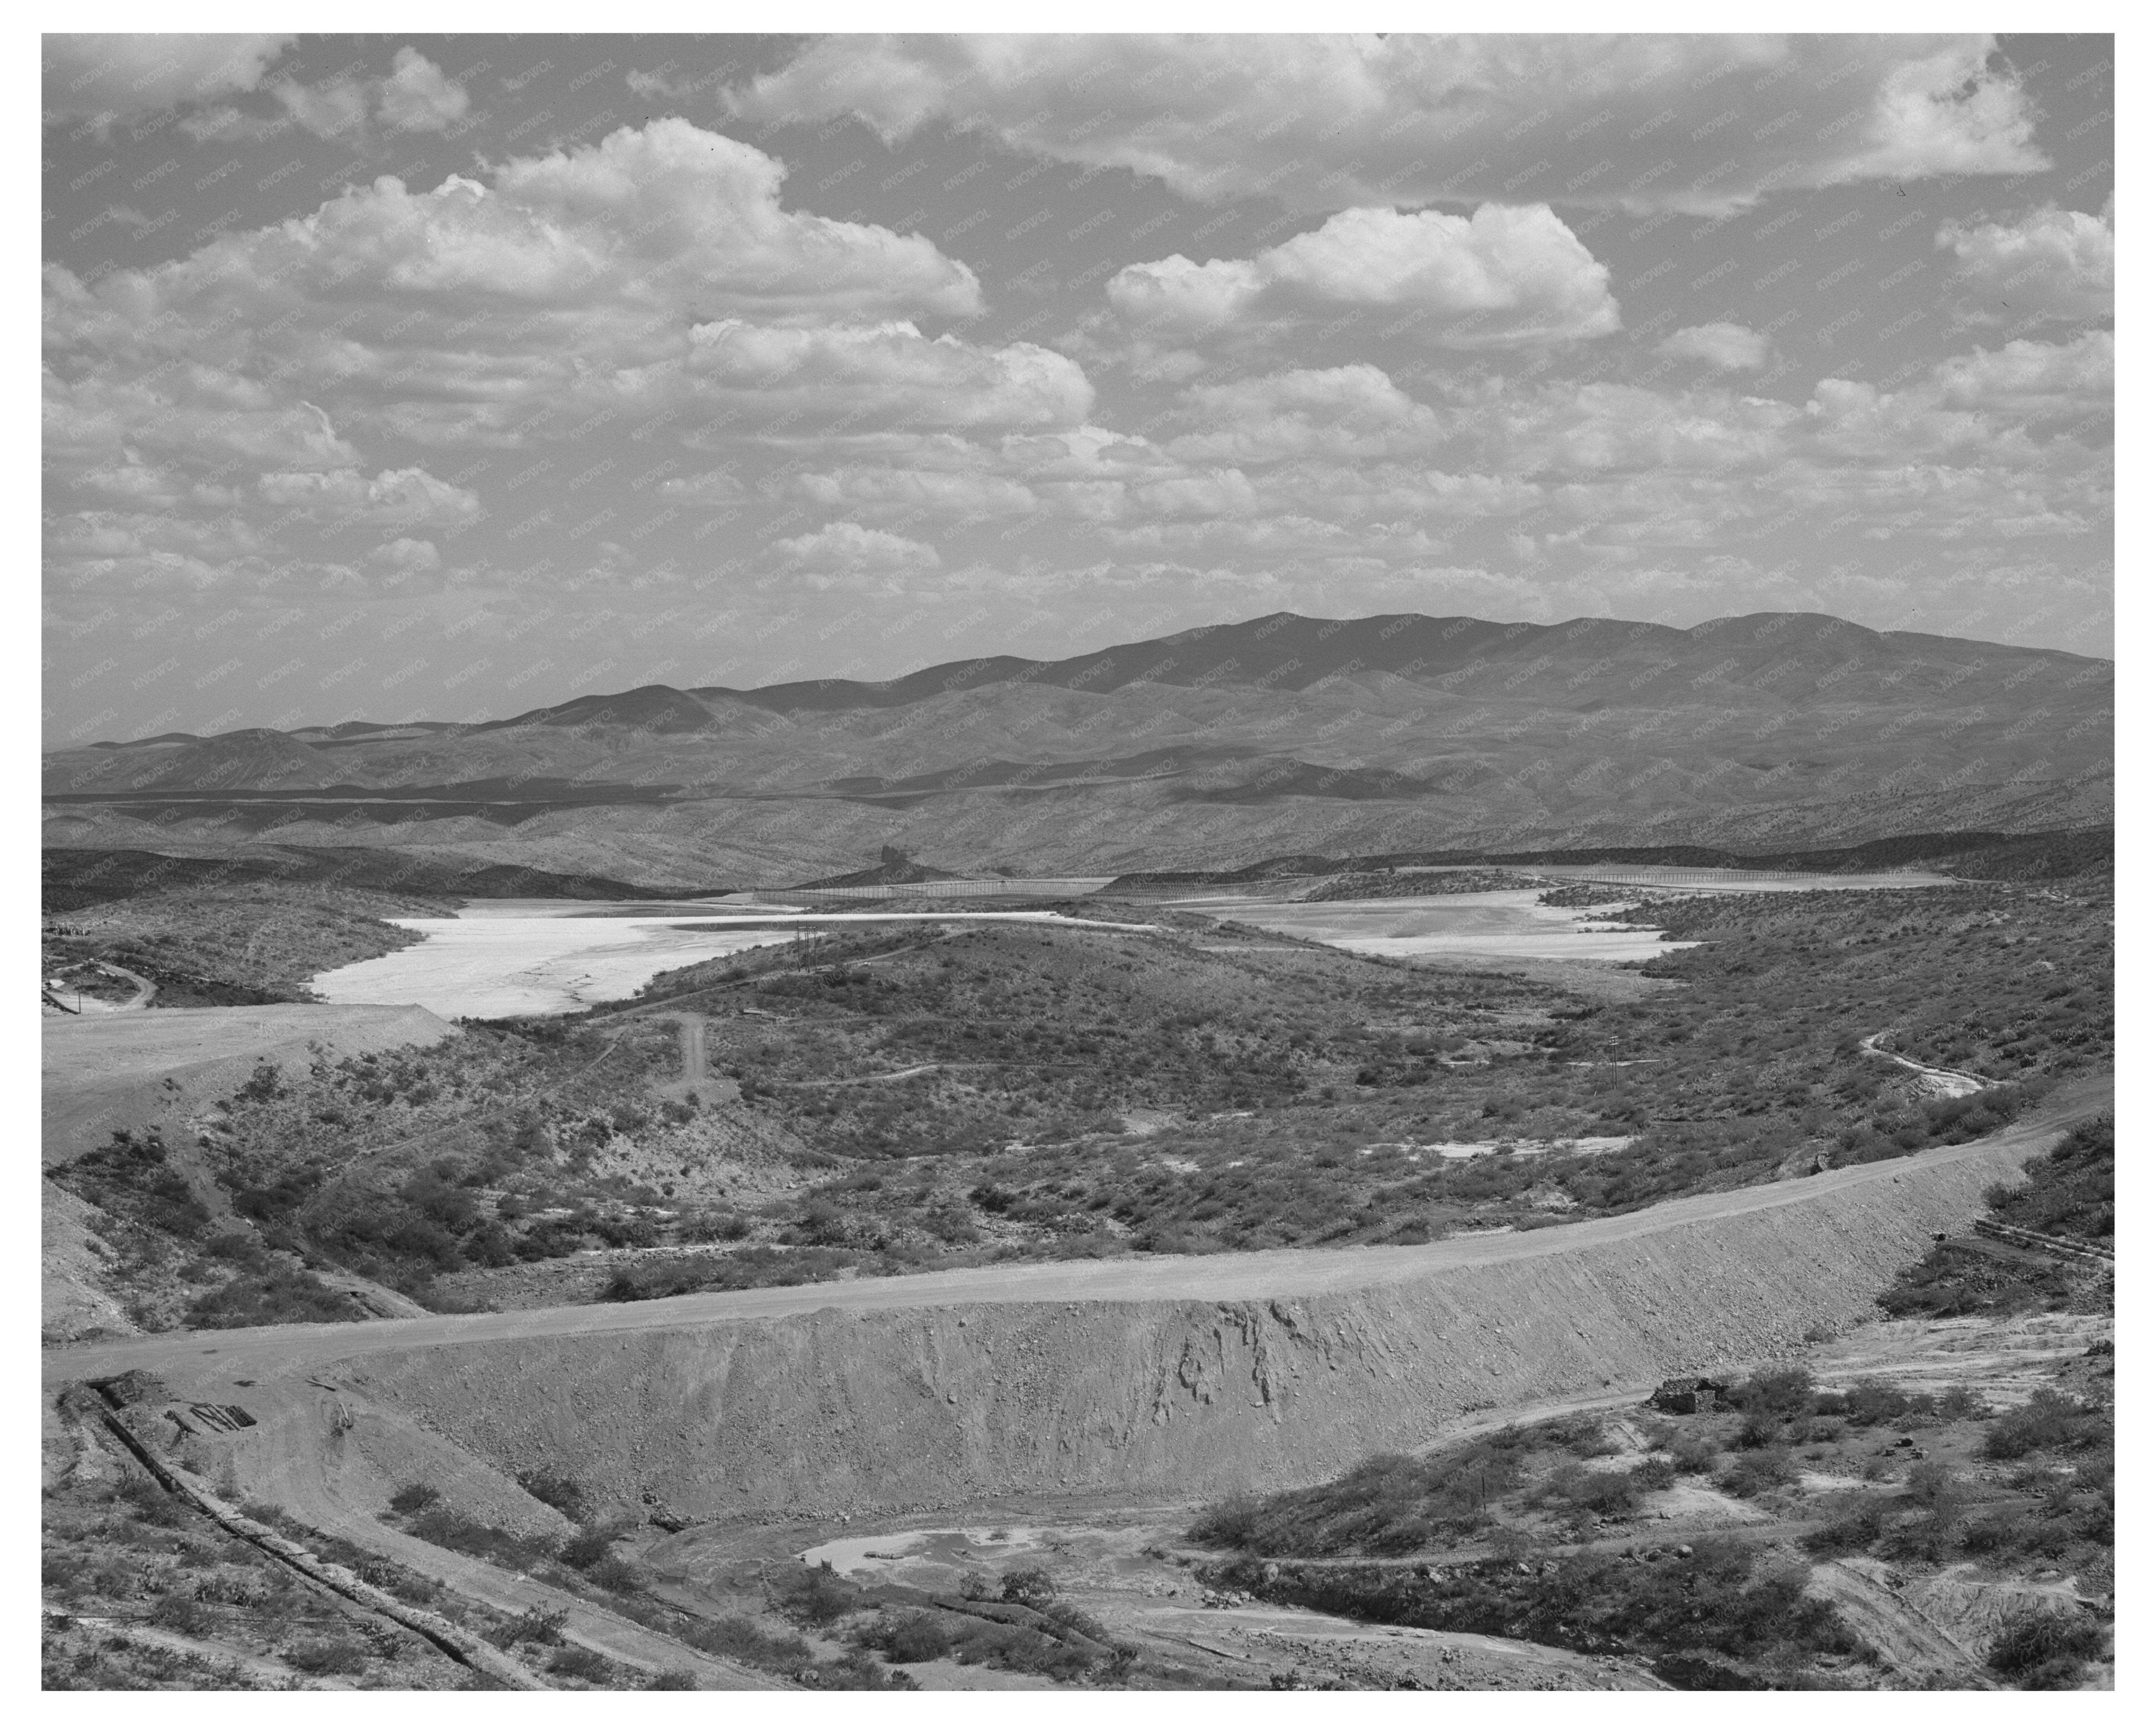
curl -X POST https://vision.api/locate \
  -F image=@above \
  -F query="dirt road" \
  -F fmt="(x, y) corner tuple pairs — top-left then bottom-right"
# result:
(43, 960), (157, 1016)
(678, 1016), (705, 1090)
(1859, 1033), (1989, 1099)
(41, 1076), (2105, 1389)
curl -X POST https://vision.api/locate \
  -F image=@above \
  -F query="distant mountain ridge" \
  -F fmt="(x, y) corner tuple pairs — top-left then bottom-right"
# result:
(44, 609), (2112, 885)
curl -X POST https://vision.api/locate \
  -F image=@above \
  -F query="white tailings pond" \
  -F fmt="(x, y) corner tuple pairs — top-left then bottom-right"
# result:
(311, 901), (1144, 1018)
(1197, 888), (1697, 963)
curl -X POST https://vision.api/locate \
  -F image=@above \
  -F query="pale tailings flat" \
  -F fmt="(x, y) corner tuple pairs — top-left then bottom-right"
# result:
(312, 906), (1156, 1018)
(1203, 889), (1695, 964)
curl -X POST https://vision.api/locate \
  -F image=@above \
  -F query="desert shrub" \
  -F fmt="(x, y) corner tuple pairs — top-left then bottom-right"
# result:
(1539, 1463), (1639, 1520)
(881, 1611), (953, 1663)
(1984, 1389), (2109, 1459)
(488, 1607), (567, 1648)
(1629, 1458), (1678, 1492)
(1188, 1495), (1263, 1547)
(147, 1594), (213, 1635)
(1665, 1431), (1722, 1474)
(516, 1468), (587, 1522)
(186, 1265), (361, 1329)
(584, 1555), (642, 1594)
(403, 1505), (558, 1570)
(547, 1645), (615, 1682)
(386, 1483), (441, 1515)
(1720, 1451), (1796, 1499)
(1734, 1413), (1787, 1450)
(118, 1475), (192, 1527)
(1228, 1536), (1853, 1673)
(1723, 1367), (1815, 1418)
(1953, 1514), (2019, 1555)
(644, 1668), (699, 1689)
(999, 1565), (1058, 1608)
(1986, 1608), (2107, 1688)
(674, 1615), (813, 1674)
(1801, 1500), (1890, 1555)
(810, 1648), (919, 1690)
(285, 1635), (370, 1674)
(770, 1562), (865, 1627)
(559, 1527), (619, 1570)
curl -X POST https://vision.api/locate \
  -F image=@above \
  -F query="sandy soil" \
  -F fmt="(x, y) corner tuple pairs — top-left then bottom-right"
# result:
(792, 1518), (1659, 1690)
(1804, 1310), (2110, 1410)
(1805, 1555), (1987, 1682)
(42, 1003), (457, 1167)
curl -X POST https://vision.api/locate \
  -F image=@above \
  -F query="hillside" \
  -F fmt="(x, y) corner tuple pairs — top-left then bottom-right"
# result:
(42, 610), (2112, 885)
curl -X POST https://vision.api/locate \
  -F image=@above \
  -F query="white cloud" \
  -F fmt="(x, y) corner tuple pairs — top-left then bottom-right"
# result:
(368, 537), (444, 574)
(676, 321), (1091, 429)
(726, 34), (2047, 215)
(44, 33), (292, 127)
(180, 45), (471, 145)
(776, 522), (942, 576)
(257, 467), (482, 526)
(1657, 324), (1771, 371)
(44, 369), (363, 471)
(1166, 365), (1445, 463)
(1926, 330), (2113, 418)
(376, 48), (471, 135)
(1109, 205), (1619, 349)
(796, 467), (1038, 517)
(1938, 205), (2114, 324)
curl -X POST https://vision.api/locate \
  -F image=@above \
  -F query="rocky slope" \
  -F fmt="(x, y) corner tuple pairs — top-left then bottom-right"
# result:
(181, 1121), (2066, 1526)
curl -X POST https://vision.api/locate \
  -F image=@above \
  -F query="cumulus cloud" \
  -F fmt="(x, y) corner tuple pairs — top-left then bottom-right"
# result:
(368, 536), (444, 573)
(678, 321), (1091, 428)
(1165, 366), (1446, 463)
(43, 120), (1006, 458)
(776, 522), (942, 577)
(725, 34), (2047, 214)
(257, 467), (483, 526)
(376, 47), (471, 134)
(1938, 205), (2114, 324)
(179, 45), (470, 144)
(43, 33), (292, 127)
(1657, 323), (1771, 371)
(1926, 330), (2113, 418)
(1109, 205), (1619, 351)
(796, 467), (1038, 517)
(42, 117), (1075, 603)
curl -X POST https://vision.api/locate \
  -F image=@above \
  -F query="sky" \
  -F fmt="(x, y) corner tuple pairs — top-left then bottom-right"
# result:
(40, 30), (2114, 743)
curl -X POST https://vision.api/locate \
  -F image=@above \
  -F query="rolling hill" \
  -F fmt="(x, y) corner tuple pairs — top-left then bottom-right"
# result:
(42, 610), (2112, 886)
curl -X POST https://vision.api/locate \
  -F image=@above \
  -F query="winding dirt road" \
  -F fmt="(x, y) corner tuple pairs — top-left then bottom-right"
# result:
(1859, 1033), (1990, 1099)
(41, 1075), (2106, 1390)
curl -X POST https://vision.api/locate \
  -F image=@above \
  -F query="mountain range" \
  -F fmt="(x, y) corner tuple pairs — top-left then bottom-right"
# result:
(42, 610), (2113, 886)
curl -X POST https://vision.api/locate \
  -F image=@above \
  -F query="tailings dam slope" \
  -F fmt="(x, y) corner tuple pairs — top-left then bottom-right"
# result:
(51, 1097), (2097, 1522)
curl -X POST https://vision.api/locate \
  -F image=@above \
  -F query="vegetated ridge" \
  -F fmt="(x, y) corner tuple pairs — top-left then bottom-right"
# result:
(42, 609), (2112, 885)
